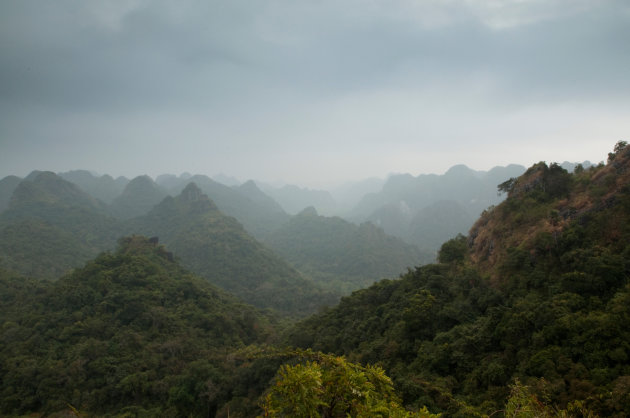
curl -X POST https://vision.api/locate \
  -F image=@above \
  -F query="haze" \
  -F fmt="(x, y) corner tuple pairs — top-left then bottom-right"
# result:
(1, 0), (629, 188)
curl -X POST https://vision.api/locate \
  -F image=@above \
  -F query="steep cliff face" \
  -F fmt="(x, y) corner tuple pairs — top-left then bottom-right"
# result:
(469, 142), (630, 283)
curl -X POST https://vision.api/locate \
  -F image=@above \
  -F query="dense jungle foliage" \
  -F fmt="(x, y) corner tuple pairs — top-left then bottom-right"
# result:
(0, 236), (282, 417)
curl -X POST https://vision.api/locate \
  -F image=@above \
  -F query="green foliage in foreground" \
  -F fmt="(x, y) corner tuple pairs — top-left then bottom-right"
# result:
(255, 348), (599, 418)
(259, 349), (440, 418)
(502, 379), (601, 418)
(288, 256), (629, 416)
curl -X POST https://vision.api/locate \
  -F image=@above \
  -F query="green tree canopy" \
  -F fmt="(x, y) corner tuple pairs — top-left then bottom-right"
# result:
(260, 349), (439, 418)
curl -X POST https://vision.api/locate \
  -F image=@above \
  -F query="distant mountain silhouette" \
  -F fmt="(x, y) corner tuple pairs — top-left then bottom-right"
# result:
(128, 183), (336, 316)
(260, 184), (337, 215)
(0, 175), (22, 213)
(236, 180), (286, 215)
(58, 170), (128, 204)
(157, 174), (289, 240)
(265, 206), (431, 294)
(7, 171), (108, 213)
(349, 164), (527, 256)
(329, 177), (386, 215)
(110, 175), (168, 219)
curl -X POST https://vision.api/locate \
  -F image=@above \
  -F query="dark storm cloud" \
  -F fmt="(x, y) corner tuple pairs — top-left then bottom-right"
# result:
(3, 0), (628, 110)
(0, 1), (256, 110)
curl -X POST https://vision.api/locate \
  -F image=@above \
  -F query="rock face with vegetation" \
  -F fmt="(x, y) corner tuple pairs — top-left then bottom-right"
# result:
(287, 142), (630, 416)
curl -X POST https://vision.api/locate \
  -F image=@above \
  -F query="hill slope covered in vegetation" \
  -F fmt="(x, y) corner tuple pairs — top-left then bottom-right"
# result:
(287, 142), (630, 416)
(265, 206), (431, 294)
(0, 172), (125, 278)
(0, 236), (279, 417)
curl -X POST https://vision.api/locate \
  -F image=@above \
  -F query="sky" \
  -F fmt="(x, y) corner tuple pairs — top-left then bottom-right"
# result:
(1, 0), (629, 189)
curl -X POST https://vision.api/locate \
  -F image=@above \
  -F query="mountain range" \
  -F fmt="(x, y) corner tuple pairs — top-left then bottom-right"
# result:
(1, 148), (625, 416)
(127, 183), (337, 315)
(348, 164), (528, 254)
(0, 162), (530, 307)
(264, 206), (430, 294)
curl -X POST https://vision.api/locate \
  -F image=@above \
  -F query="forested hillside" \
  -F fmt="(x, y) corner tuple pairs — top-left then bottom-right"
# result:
(265, 206), (432, 294)
(0, 236), (279, 417)
(0, 236), (437, 417)
(1, 145), (628, 416)
(0, 172), (340, 316)
(0, 172), (125, 278)
(287, 142), (630, 416)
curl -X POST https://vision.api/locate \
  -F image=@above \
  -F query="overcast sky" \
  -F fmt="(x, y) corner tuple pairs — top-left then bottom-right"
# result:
(1, 0), (629, 188)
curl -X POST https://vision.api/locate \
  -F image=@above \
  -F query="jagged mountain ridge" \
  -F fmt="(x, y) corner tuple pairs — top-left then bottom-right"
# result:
(259, 183), (338, 216)
(156, 174), (290, 240)
(348, 163), (527, 255)
(127, 183), (338, 316)
(0, 174), (335, 316)
(58, 169), (129, 204)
